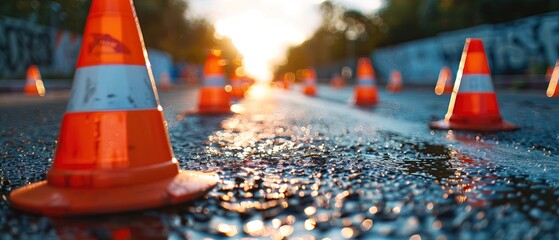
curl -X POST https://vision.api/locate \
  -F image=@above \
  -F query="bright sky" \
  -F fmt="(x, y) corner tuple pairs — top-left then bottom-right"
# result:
(189, 0), (384, 82)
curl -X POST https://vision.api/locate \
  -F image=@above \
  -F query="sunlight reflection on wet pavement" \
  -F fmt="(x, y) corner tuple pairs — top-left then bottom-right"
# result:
(0, 86), (558, 239)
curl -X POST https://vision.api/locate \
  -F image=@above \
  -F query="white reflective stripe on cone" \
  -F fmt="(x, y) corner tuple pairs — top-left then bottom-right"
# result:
(357, 77), (376, 86)
(67, 65), (159, 112)
(203, 75), (226, 87)
(304, 78), (316, 85)
(456, 74), (494, 93)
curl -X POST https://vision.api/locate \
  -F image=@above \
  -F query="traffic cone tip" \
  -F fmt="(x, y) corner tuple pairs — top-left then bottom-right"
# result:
(465, 38), (485, 53)
(460, 38), (491, 75)
(77, 0), (146, 67)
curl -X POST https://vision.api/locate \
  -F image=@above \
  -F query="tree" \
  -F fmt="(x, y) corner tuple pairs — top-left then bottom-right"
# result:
(274, 0), (559, 79)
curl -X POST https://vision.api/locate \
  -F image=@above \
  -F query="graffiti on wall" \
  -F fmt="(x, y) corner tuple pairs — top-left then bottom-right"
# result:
(0, 17), (53, 76)
(0, 16), (82, 78)
(373, 39), (444, 84)
(0, 17), (173, 80)
(372, 12), (559, 84)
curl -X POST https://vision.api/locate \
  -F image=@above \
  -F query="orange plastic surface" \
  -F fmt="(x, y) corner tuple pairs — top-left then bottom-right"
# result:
(460, 39), (491, 75)
(303, 85), (316, 96)
(10, 108), (219, 216)
(230, 85), (245, 99)
(430, 39), (518, 131)
(304, 68), (317, 80)
(431, 92), (519, 131)
(10, 0), (220, 217)
(354, 86), (378, 106)
(435, 67), (453, 95)
(547, 60), (559, 97)
(357, 58), (375, 78)
(10, 170), (219, 216)
(445, 92), (503, 125)
(24, 65), (46, 96)
(23, 82), (45, 96)
(387, 71), (403, 93)
(197, 87), (232, 114)
(49, 109), (177, 188)
(26, 65), (40, 80)
(230, 74), (245, 99)
(204, 50), (225, 76)
(77, 0), (146, 67)
(282, 80), (290, 90)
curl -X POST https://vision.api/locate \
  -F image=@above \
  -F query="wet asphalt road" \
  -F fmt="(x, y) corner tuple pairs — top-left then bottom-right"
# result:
(0, 85), (558, 239)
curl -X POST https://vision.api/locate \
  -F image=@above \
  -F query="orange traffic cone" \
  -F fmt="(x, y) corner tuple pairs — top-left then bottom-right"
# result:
(283, 72), (295, 90)
(302, 68), (317, 96)
(196, 49), (232, 114)
(354, 58), (378, 106)
(547, 60), (559, 97)
(23, 65), (46, 96)
(230, 66), (245, 99)
(430, 38), (518, 131)
(330, 73), (345, 89)
(158, 71), (172, 92)
(435, 66), (453, 95)
(10, 0), (218, 216)
(386, 70), (403, 93)
(282, 78), (290, 90)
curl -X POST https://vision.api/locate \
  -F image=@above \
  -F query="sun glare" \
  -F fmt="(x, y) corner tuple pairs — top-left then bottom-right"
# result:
(215, 11), (306, 82)
(191, 0), (385, 82)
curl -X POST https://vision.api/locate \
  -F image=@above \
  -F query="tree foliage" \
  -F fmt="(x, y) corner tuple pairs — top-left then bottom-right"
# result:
(0, 0), (90, 32)
(274, 0), (559, 79)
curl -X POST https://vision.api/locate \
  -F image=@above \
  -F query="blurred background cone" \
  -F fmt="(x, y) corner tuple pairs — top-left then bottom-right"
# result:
(282, 72), (294, 90)
(302, 68), (317, 96)
(158, 71), (172, 92)
(546, 60), (559, 97)
(330, 73), (345, 89)
(230, 66), (245, 99)
(197, 49), (232, 114)
(435, 66), (453, 95)
(386, 70), (403, 93)
(10, 0), (218, 216)
(430, 38), (518, 131)
(23, 65), (46, 96)
(354, 57), (378, 106)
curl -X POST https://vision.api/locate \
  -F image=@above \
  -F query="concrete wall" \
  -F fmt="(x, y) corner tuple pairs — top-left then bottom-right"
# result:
(371, 11), (559, 85)
(148, 48), (173, 84)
